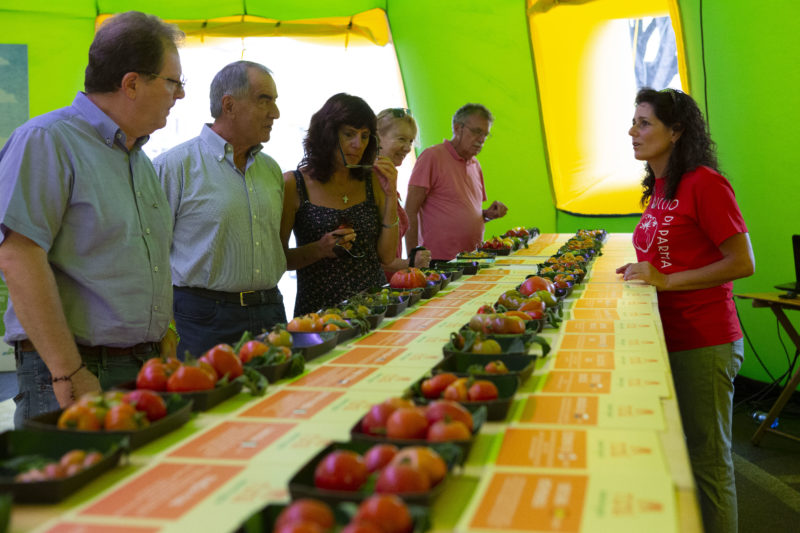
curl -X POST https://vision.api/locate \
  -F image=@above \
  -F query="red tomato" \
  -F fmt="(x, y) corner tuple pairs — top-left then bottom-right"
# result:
(275, 523), (325, 533)
(123, 389), (167, 421)
(375, 463), (430, 494)
(274, 499), (335, 531)
(238, 340), (269, 364)
(341, 522), (384, 533)
(355, 494), (413, 533)
(364, 444), (398, 473)
(468, 380), (499, 401)
(198, 360), (219, 382)
(57, 405), (101, 431)
(389, 267), (427, 289)
(136, 362), (169, 391)
(200, 344), (243, 379)
(313, 450), (368, 491)
(104, 403), (148, 431)
(167, 364), (216, 392)
(382, 397), (415, 410)
(520, 275), (555, 296)
(420, 373), (458, 399)
(390, 446), (447, 486)
(361, 402), (396, 436)
(442, 378), (469, 402)
(385, 407), (429, 440)
(59, 450), (87, 468)
(425, 400), (473, 430)
(426, 419), (472, 442)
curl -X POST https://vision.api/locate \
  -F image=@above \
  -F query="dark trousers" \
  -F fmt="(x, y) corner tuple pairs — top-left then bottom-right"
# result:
(173, 288), (287, 359)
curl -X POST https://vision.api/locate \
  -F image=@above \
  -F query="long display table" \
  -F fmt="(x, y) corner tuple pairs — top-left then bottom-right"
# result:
(9, 233), (701, 533)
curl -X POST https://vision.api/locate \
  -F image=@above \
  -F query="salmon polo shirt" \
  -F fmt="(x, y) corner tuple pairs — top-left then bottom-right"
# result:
(408, 140), (487, 260)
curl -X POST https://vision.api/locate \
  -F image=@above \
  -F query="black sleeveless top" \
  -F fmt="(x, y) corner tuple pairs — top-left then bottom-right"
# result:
(292, 170), (386, 316)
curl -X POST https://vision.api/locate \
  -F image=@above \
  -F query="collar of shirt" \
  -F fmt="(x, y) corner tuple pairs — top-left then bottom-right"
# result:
(444, 139), (473, 163)
(72, 92), (149, 151)
(201, 124), (263, 170)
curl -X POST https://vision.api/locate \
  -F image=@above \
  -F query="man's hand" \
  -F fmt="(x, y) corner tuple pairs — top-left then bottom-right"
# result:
(484, 200), (508, 221)
(53, 366), (101, 407)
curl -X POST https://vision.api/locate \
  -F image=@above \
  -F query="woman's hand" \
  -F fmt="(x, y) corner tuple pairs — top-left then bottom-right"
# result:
(374, 156), (397, 195)
(616, 261), (668, 289)
(319, 227), (356, 258)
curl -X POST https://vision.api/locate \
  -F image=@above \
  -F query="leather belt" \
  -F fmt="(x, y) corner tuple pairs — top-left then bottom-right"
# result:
(16, 339), (159, 356)
(174, 285), (281, 306)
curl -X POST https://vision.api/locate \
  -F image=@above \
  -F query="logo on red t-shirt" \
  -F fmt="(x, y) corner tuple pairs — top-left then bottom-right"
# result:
(633, 214), (658, 253)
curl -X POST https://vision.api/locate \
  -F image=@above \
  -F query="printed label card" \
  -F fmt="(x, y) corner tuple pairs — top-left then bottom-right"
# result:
(350, 365), (427, 393)
(330, 346), (405, 366)
(168, 420), (295, 461)
(286, 364), (377, 389)
(516, 395), (665, 430)
(354, 330), (421, 347)
(237, 388), (345, 420)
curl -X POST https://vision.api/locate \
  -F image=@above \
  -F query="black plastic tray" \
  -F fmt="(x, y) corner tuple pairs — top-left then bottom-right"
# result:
(434, 352), (536, 385)
(117, 379), (242, 412)
(287, 440), (462, 507)
(335, 323), (364, 345)
(235, 500), (431, 533)
(478, 247), (511, 256)
(0, 429), (127, 503)
(431, 260), (480, 275)
(290, 331), (338, 361)
(24, 396), (192, 451)
(408, 373), (518, 421)
(382, 296), (409, 318)
(366, 306), (387, 329)
(421, 281), (440, 299)
(350, 406), (486, 464)
(248, 358), (292, 383)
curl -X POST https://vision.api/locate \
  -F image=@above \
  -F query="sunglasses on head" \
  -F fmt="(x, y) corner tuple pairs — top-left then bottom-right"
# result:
(389, 108), (412, 118)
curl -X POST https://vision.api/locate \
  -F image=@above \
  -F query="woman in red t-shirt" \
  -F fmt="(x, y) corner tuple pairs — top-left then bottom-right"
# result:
(375, 108), (431, 281)
(616, 88), (754, 533)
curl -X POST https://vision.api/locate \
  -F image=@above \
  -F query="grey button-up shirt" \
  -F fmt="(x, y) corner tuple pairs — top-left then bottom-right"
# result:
(153, 125), (286, 292)
(0, 92), (173, 345)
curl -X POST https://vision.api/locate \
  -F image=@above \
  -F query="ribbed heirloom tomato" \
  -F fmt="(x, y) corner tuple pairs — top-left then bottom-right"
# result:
(122, 390), (167, 422)
(389, 267), (427, 289)
(167, 363), (216, 392)
(420, 373), (458, 399)
(200, 343), (243, 379)
(385, 407), (429, 440)
(520, 275), (555, 296)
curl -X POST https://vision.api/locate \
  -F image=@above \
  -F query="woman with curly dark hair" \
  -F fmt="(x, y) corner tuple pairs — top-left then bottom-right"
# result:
(617, 88), (754, 533)
(280, 93), (399, 316)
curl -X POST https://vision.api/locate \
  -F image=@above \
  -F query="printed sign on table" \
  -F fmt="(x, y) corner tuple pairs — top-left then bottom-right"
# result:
(553, 350), (666, 371)
(495, 427), (667, 473)
(540, 370), (613, 395)
(81, 463), (243, 520)
(350, 365), (427, 393)
(331, 346), (405, 365)
(405, 305), (461, 319)
(517, 394), (665, 430)
(382, 317), (443, 331)
(354, 330), (421, 347)
(288, 364), (376, 389)
(168, 420), (294, 460)
(237, 388), (344, 419)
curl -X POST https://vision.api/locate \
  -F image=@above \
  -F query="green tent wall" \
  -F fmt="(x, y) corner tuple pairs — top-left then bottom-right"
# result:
(1, 0), (799, 387)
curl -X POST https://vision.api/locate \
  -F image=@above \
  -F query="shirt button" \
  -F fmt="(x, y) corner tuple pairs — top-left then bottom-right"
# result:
(152, 202), (158, 208)
(255, 269), (260, 274)
(255, 241), (260, 246)
(217, 155), (224, 162)
(145, 228), (151, 235)
(253, 215), (257, 220)
(154, 266), (159, 272)
(249, 187), (254, 192)
(154, 305), (159, 311)
(137, 191), (142, 197)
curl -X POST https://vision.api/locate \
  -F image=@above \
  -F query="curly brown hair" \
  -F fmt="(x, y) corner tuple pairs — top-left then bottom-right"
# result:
(635, 88), (719, 205)
(300, 93), (378, 183)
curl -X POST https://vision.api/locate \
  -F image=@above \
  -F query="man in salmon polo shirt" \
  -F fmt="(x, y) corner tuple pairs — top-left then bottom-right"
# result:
(405, 103), (507, 260)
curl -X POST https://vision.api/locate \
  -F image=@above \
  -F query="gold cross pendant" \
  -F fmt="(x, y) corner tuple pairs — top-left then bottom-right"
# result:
(342, 194), (349, 204)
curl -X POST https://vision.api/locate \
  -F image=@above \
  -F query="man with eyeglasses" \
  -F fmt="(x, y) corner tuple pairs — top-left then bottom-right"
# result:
(0, 12), (183, 426)
(154, 61), (287, 358)
(405, 103), (508, 260)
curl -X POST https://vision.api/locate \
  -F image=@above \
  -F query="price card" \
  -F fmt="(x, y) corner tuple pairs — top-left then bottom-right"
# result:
(168, 420), (294, 461)
(381, 317), (443, 331)
(553, 350), (666, 371)
(405, 305), (461, 319)
(354, 330), (421, 346)
(287, 364), (376, 389)
(330, 346), (405, 365)
(350, 365), (427, 393)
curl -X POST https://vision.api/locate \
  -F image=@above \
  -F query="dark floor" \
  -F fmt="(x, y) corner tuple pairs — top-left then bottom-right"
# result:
(732, 377), (800, 531)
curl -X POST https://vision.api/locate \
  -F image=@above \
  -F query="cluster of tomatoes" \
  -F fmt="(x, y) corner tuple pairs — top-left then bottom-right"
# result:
(275, 495), (414, 533)
(479, 236), (513, 250)
(239, 326), (294, 366)
(360, 397), (473, 442)
(14, 448), (105, 483)
(136, 343), (245, 393)
(449, 330), (503, 354)
(503, 226), (531, 239)
(287, 311), (350, 333)
(420, 373), (499, 402)
(57, 390), (167, 431)
(468, 311), (529, 335)
(314, 444), (446, 495)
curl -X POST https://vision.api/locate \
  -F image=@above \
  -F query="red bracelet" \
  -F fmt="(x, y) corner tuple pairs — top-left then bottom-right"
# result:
(51, 362), (86, 384)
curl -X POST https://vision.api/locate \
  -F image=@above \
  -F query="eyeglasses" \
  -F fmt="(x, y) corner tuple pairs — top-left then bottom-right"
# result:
(460, 123), (492, 139)
(140, 72), (186, 92)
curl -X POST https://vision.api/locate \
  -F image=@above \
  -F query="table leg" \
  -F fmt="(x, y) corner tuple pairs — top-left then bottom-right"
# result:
(751, 304), (800, 445)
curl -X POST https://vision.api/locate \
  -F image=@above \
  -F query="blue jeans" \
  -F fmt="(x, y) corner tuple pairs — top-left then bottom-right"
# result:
(173, 288), (287, 359)
(13, 345), (155, 428)
(669, 338), (744, 533)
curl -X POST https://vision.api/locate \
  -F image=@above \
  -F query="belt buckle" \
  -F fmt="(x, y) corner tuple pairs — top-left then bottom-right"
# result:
(239, 290), (255, 306)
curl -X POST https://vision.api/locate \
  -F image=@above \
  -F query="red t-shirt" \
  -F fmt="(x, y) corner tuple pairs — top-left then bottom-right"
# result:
(632, 166), (748, 351)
